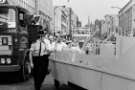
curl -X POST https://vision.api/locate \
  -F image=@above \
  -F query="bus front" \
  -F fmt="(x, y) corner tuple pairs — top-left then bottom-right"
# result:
(0, 6), (21, 72)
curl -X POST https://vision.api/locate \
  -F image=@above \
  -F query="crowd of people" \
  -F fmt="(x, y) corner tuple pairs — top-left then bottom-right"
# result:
(35, 32), (87, 53)
(29, 29), (87, 90)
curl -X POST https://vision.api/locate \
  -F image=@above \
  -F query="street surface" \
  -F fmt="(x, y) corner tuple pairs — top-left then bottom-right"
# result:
(0, 73), (73, 90)
(0, 74), (55, 90)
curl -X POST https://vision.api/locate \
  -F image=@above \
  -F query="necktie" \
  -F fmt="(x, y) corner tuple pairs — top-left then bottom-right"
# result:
(39, 41), (42, 56)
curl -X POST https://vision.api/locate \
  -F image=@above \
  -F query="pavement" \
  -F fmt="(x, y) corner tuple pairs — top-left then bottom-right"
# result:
(0, 74), (55, 90)
(42, 74), (74, 90)
(0, 73), (73, 90)
(41, 74), (56, 90)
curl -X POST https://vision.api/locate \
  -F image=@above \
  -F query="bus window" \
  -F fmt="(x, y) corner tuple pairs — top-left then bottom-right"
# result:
(0, 7), (16, 29)
(0, 7), (16, 22)
(19, 13), (24, 21)
(19, 12), (26, 27)
(18, 12), (28, 34)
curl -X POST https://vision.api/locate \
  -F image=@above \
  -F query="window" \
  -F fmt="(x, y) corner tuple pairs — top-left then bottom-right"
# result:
(0, 7), (16, 22)
(18, 12), (26, 27)
(19, 13), (24, 20)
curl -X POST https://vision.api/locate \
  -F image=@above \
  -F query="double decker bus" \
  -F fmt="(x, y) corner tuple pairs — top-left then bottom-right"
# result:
(0, 1), (35, 80)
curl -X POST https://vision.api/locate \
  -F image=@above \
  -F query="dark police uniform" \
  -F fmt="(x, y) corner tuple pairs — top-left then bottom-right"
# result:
(29, 36), (51, 90)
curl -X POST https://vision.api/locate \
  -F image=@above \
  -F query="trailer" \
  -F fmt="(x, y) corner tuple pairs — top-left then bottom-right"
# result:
(49, 36), (135, 90)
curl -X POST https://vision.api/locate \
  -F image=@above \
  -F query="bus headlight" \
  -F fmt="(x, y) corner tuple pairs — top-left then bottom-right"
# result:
(1, 58), (5, 64)
(6, 58), (11, 64)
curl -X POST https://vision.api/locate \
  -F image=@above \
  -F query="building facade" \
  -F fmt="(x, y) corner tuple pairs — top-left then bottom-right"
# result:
(7, 0), (35, 14)
(69, 8), (78, 38)
(77, 20), (82, 27)
(54, 6), (79, 38)
(111, 15), (119, 35)
(38, 0), (53, 32)
(119, 0), (135, 37)
(104, 15), (113, 36)
(100, 14), (119, 39)
(54, 6), (69, 36)
(70, 9), (78, 28)
(38, 0), (53, 22)
(101, 20), (105, 34)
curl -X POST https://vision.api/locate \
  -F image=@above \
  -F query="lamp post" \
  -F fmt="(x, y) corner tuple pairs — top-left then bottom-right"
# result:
(69, 7), (72, 40)
(66, 0), (72, 40)
(35, 0), (38, 15)
(54, 8), (56, 36)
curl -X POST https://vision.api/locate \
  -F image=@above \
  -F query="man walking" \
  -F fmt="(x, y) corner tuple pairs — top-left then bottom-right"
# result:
(29, 30), (52, 90)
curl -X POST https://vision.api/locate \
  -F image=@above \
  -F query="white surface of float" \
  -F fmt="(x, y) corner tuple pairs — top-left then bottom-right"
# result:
(49, 37), (135, 90)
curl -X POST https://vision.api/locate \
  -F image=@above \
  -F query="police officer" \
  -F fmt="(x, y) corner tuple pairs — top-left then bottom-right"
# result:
(29, 30), (52, 90)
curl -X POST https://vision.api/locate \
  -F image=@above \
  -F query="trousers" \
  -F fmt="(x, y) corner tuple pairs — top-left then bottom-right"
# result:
(33, 54), (49, 90)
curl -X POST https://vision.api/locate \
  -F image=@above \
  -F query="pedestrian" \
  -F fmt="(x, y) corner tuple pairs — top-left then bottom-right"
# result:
(42, 34), (55, 74)
(48, 35), (56, 51)
(55, 37), (67, 51)
(29, 29), (53, 90)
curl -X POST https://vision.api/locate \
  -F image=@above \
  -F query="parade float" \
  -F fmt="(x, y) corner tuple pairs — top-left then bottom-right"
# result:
(49, 36), (135, 90)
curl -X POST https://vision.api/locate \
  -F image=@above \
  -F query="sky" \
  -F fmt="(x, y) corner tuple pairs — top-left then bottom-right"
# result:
(53, 0), (130, 25)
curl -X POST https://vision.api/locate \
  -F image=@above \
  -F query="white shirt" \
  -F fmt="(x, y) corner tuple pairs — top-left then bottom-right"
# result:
(43, 38), (56, 51)
(30, 37), (55, 56)
(30, 39), (46, 56)
(43, 38), (51, 50)
(55, 42), (67, 51)
(49, 42), (56, 51)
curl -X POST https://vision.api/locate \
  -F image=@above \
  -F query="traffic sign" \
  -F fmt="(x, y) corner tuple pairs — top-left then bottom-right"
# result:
(0, 0), (6, 4)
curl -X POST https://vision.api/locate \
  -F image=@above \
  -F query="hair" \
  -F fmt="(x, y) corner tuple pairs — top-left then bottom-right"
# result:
(78, 42), (84, 48)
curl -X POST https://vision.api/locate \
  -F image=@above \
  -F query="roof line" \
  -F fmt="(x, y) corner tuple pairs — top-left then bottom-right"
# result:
(119, 0), (131, 13)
